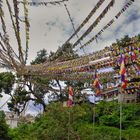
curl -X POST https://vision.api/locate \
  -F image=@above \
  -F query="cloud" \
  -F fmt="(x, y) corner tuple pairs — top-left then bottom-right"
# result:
(2, 0), (140, 63)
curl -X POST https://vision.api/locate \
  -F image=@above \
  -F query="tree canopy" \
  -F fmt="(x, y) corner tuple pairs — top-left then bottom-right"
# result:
(0, 111), (11, 140)
(8, 101), (140, 140)
(0, 43), (81, 114)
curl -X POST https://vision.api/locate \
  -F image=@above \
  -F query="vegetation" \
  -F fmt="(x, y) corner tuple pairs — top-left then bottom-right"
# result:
(6, 101), (140, 140)
(0, 43), (81, 114)
(0, 111), (11, 140)
(0, 72), (15, 96)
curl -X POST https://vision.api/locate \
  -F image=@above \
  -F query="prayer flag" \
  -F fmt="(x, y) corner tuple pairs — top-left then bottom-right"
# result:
(68, 86), (74, 107)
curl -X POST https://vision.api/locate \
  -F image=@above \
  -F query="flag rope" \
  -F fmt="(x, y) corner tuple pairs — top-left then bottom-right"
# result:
(63, 3), (86, 54)
(77, 0), (135, 50)
(73, 0), (115, 47)
(63, 0), (106, 46)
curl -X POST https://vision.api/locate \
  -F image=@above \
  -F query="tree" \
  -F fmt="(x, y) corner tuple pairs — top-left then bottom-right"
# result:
(31, 49), (48, 65)
(4, 43), (79, 114)
(49, 43), (78, 62)
(48, 43), (88, 103)
(138, 34), (140, 41)
(116, 35), (131, 48)
(0, 111), (11, 140)
(0, 72), (15, 96)
(0, 43), (87, 114)
(39, 43), (81, 102)
(8, 102), (140, 140)
(0, 49), (49, 113)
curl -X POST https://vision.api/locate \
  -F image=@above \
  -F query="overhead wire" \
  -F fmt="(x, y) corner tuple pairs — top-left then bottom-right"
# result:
(77, 0), (135, 50)
(6, 0), (25, 65)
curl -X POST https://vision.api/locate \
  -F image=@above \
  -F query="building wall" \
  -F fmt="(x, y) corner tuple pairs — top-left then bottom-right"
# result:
(5, 112), (18, 128)
(118, 93), (138, 103)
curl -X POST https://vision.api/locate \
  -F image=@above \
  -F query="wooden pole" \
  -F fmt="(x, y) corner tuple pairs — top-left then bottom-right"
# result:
(68, 108), (70, 140)
(119, 87), (122, 140)
(92, 97), (95, 140)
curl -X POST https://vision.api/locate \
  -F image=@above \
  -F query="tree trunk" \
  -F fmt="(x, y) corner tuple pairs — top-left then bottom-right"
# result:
(56, 79), (63, 102)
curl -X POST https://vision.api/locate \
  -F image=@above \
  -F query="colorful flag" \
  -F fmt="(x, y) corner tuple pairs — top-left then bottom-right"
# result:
(68, 86), (73, 107)
(130, 51), (136, 62)
(119, 54), (128, 90)
(120, 60), (126, 75)
(93, 68), (101, 96)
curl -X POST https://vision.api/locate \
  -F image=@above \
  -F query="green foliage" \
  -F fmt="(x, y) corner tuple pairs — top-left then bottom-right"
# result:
(2, 34), (140, 139)
(0, 111), (11, 140)
(29, 44), (79, 110)
(0, 50), (50, 114)
(123, 129), (140, 140)
(49, 43), (78, 62)
(7, 88), (30, 114)
(31, 49), (48, 65)
(116, 35), (131, 48)
(0, 72), (15, 95)
(1, 44), (79, 114)
(31, 43), (78, 65)
(8, 101), (140, 140)
(137, 34), (140, 41)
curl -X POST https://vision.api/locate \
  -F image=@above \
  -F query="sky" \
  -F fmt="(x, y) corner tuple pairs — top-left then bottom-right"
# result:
(26, 0), (140, 61)
(0, 0), (140, 114)
(1, 0), (140, 63)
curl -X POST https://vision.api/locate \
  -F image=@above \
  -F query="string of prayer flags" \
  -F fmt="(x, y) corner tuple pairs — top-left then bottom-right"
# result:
(63, 3), (83, 48)
(0, 1), (6, 35)
(16, 36), (140, 84)
(0, 2), (21, 70)
(23, 0), (30, 64)
(6, 0), (25, 64)
(73, 0), (115, 47)
(79, 0), (135, 50)
(23, 41), (139, 78)
(18, 0), (68, 6)
(63, 0), (106, 45)
(13, 0), (20, 34)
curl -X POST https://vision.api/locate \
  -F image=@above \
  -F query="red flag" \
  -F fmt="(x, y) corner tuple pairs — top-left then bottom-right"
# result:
(130, 52), (136, 62)
(68, 86), (73, 107)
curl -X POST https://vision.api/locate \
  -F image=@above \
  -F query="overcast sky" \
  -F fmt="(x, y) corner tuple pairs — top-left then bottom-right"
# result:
(1, 0), (140, 64)
(0, 0), (140, 113)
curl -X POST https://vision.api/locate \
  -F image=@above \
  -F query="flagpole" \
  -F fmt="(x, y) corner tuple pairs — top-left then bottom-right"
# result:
(92, 65), (100, 140)
(119, 87), (122, 140)
(68, 86), (73, 140)
(92, 97), (95, 140)
(68, 108), (70, 140)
